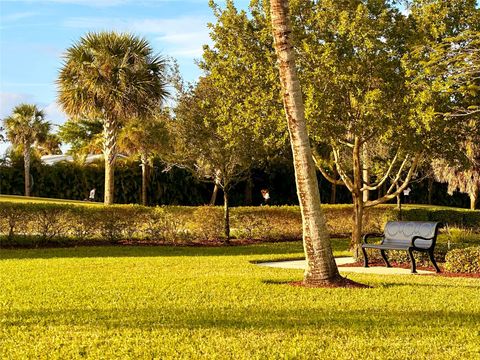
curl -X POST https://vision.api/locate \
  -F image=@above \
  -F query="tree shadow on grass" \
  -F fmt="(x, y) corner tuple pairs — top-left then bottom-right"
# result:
(2, 307), (479, 333)
(0, 242), (305, 260)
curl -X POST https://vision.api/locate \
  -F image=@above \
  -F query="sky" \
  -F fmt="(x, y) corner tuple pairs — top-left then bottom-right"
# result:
(0, 0), (249, 154)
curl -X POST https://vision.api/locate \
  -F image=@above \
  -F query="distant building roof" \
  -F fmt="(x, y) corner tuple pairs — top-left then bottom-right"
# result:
(41, 154), (127, 165)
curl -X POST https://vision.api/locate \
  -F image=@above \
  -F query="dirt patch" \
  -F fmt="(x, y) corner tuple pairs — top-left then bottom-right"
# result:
(340, 261), (480, 278)
(289, 276), (371, 289)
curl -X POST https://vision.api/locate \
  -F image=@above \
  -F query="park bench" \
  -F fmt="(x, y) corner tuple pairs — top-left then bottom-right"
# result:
(361, 221), (441, 274)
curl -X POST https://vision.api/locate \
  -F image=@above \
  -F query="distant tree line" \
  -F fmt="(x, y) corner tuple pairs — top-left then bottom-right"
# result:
(0, 154), (472, 208)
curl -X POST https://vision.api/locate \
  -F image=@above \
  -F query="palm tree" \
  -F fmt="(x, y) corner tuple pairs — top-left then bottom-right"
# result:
(118, 113), (170, 206)
(270, 0), (341, 285)
(3, 104), (51, 196)
(35, 133), (62, 156)
(57, 31), (169, 204)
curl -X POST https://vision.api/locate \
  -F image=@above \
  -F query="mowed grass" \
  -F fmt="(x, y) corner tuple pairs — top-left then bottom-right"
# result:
(0, 194), (98, 206)
(1, 242), (479, 359)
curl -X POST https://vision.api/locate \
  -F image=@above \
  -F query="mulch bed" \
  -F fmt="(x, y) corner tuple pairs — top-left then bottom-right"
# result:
(339, 261), (480, 278)
(289, 276), (371, 289)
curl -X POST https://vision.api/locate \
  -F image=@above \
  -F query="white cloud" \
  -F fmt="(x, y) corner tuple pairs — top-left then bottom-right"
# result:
(63, 15), (212, 59)
(0, 92), (35, 119)
(43, 102), (67, 126)
(1, 0), (206, 7)
(1, 11), (37, 22)
(0, 93), (66, 127)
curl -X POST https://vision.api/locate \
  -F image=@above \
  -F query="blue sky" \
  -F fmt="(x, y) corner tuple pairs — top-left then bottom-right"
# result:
(0, 0), (249, 145)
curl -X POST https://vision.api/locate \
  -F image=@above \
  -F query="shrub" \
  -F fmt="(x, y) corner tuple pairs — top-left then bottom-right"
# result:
(445, 247), (480, 273)
(0, 201), (479, 248)
(189, 206), (224, 242)
(30, 205), (69, 245)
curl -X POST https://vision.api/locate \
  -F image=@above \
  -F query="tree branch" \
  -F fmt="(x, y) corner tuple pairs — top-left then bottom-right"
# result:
(332, 146), (354, 192)
(312, 148), (345, 185)
(365, 152), (422, 208)
(361, 151), (399, 191)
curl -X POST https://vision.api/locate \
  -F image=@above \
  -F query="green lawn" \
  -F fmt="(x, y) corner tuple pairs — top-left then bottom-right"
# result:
(0, 194), (98, 205)
(1, 242), (479, 359)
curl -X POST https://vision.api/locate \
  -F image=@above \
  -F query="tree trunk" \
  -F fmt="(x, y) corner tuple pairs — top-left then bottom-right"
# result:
(210, 182), (219, 206)
(351, 137), (363, 250)
(224, 190), (230, 243)
(362, 145), (369, 203)
(23, 145), (31, 197)
(270, 0), (340, 285)
(330, 168), (338, 204)
(103, 119), (118, 205)
(352, 194), (364, 254)
(428, 177), (434, 205)
(396, 183), (401, 210)
(469, 185), (478, 210)
(245, 175), (253, 205)
(141, 153), (149, 206)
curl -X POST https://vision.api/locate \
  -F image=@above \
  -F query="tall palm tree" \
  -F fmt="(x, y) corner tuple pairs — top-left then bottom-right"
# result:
(3, 104), (51, 196)
(57, 31), (169, 204)
(270, 0), (341, 285)
(118, 113), (170, 206)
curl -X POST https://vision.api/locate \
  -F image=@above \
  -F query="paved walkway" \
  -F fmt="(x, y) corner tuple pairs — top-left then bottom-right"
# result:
(257, 257), (433, 275)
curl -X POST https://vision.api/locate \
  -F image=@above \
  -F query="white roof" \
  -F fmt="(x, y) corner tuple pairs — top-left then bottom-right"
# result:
(41, 154), (127, 165)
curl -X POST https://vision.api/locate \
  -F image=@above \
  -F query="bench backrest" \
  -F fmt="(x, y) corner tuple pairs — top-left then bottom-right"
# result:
(384, 221), (440, 249)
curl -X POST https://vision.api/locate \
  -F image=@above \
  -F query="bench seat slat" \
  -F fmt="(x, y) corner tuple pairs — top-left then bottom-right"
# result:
(362, 243), (410, 250)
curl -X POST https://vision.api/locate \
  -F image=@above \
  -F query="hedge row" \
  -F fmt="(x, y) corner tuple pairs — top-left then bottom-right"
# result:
(445, 247), (480, 273)
(0, 202), (479, 247)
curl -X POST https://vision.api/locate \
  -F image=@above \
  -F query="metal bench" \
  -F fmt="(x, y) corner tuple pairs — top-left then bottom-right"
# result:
(361, 221), (441, 274)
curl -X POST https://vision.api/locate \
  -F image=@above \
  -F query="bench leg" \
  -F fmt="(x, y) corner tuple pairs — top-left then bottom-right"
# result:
(380, 250), (391, 268)
(408, 248), (417, 274)
(361, 247), (369, 268)
(428, 250), (441, 273)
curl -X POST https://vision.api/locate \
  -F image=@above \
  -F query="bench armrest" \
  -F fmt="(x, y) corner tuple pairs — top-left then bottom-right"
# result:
(363, 233), (383, 245)
(411, 235), (434, 248)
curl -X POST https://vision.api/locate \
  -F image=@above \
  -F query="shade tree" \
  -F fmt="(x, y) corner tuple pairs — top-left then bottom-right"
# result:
(118, 112), (170, 206)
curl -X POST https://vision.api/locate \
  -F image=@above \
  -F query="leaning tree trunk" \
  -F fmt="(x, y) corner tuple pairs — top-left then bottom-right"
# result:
(23, 145), (31, 197)
(223, 189), (230, 243)
(103, 119), (118, 205)
(270, 0), (340, 285)
(140, 153), (149, 206)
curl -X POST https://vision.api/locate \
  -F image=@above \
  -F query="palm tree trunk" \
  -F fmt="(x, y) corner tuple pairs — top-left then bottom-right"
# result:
(103, 119), (118, 205)
(224, 190), (230, 243)
(270, 0), (340, 285)
(23, 145), (31, 197)
(141, 153), (149, 206)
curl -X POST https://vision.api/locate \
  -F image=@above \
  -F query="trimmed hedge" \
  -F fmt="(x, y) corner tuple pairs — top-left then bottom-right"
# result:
(445, 247), (480, 273)
(0, 202), (479, 248)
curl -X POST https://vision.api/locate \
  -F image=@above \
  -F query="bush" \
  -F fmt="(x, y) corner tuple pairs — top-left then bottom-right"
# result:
(354, 243), (454, 266)
(1, 201), (479, 248)
(445, 247), (480, 273)
(189, 206), (224, 242)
